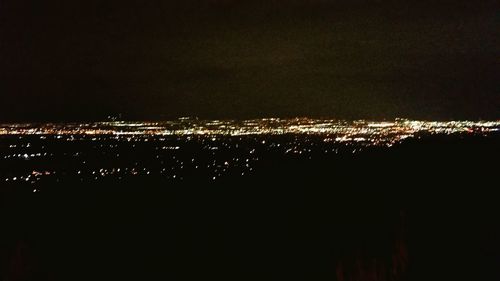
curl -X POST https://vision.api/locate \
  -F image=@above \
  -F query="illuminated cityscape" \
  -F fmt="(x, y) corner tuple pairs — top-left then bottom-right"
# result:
(1, 118), (498, 142)
(1, 118), (498, 187)
(2, 0), (498, 279)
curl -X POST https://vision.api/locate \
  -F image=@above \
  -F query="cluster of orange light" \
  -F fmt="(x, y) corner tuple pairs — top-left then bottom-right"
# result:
(0, 119), (498, 146)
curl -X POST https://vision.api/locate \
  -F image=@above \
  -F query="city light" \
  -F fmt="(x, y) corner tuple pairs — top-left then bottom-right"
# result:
(1, 118), (498, 185)
(0, 119), (498, 146)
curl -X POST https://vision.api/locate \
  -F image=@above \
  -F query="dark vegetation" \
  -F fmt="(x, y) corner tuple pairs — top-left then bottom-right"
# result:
(1, 133), (499, 280)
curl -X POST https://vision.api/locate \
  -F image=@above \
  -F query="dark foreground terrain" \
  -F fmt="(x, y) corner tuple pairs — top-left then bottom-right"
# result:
(0, 133), (499, 280)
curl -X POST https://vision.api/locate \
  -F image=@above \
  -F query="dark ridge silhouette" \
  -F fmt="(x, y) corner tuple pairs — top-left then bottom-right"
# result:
(0, 133), (499, 280)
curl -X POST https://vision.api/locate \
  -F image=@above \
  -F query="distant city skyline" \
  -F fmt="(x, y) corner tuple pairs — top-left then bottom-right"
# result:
(2, 118), (498, 185)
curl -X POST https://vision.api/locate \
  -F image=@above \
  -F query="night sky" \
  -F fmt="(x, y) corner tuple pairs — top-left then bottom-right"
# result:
(1, 0), (498, 121)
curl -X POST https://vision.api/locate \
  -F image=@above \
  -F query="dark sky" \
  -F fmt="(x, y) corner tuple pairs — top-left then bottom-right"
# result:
(1, 0), (498, 121)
